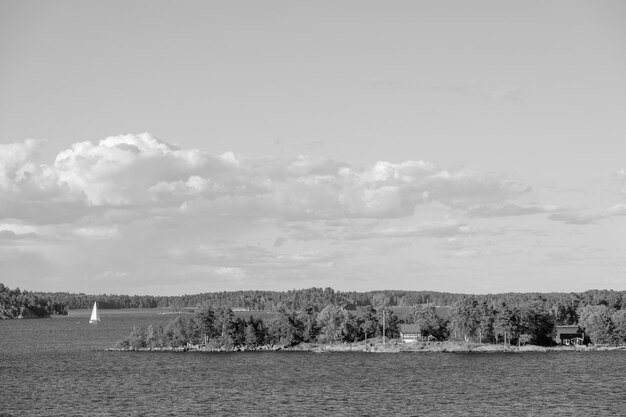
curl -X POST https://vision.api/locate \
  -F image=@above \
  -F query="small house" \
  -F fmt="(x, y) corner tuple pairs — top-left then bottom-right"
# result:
(554, 325), (584, 345)
(399, 324), (421, 343)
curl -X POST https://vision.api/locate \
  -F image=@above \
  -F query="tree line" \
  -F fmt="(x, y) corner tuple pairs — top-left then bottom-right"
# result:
(0, 283), (67, 318)
(29, 286), (626, 315)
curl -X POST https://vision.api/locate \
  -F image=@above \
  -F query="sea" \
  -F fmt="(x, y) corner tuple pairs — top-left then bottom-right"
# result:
(1, 309), (625, 416)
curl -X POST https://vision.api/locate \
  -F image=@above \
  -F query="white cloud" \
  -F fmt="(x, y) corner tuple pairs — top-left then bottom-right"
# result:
(53, 133), (209, 205)
(1, 133), (532, 226)
(0, 230), (39, 241)
(0, 223), (39, 236)
(9, 132), (619, 294)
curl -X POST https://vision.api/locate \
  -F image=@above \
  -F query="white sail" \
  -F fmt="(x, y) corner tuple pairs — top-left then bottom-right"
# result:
(89, 301), (100, 323)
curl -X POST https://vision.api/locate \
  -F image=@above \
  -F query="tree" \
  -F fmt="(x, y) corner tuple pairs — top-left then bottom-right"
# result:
(230, 317), (247, 346)
(611, 310), (626, 345)
(145, 324), (164, 348)
(410, 304), (441, 340)
(375, 307), (399, 339)
(449, 296), (480, 342)
(355, 306), (378, 342)
(244, 316), (267, 347)
(267, 312), (303, 346)
(340, 312), (360, 342)
(129, 326), (146, 350)
(550, 298), (579, 325)
(371, 293), (393, 342)
(244, 324), (259, 347)
(196, 308), (219, 344)
(495, 303), (515, 345)
(215, 307), (235, 338)
(578, 304), (614, 345)
(316, 304), (347, 343)
(477, 302), (495, 343)
(163, 316), (200, 347)
(517, 303), (556, 346)
(371, 293), (390, 311)
(297, 306), (320, 343)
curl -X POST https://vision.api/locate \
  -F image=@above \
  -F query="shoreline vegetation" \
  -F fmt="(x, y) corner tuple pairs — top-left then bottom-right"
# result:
(107, 338), (626, 354)
(0, 283), (67, 319)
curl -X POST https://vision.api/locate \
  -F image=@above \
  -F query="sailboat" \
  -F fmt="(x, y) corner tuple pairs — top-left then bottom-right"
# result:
(89, 301), (100, 324)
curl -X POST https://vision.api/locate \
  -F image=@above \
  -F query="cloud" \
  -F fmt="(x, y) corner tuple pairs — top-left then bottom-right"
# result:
(548, 212), (607, 225)
(466, 204), (556, 218)
(53, 133), (210, 205)
(345, 219), (469, 240)
(0, 139), (42, 190)
(0, 230), (40, 240)
(2, 134), (532, 225)
(214, 266), (246, 280)
(273, 237), (286, 248)
(547, 202), (626, 224)
(610, 169), (626, 181)
(1, 133), (549, 292)
(73, 226), (120, 240)
(166, 241), (344, 276)
(168, 243), (275, 267)
(608, 204), (626, 216)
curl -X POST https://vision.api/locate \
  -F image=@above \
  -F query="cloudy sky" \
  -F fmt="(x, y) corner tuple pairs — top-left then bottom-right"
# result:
(1, 1), (625, 295)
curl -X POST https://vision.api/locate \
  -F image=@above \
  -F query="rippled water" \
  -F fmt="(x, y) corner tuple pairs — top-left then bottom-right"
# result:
(1, 309), (625, 416)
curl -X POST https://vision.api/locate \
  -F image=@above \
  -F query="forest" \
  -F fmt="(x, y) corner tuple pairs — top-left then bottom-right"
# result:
(0, 283), (67, 318)
(28, 286), (626, 314)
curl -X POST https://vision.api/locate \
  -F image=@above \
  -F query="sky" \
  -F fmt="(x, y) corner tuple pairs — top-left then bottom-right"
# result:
(1, 1), (625, 295)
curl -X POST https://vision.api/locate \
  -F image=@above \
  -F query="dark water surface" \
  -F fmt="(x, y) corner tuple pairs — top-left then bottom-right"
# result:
(1, 310), (625, 416)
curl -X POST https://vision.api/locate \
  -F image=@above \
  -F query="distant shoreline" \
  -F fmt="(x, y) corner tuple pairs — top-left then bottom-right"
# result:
(107, 339), (626, 354)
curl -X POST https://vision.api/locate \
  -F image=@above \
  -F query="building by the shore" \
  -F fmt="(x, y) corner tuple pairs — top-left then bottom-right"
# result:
(554, 325), (584, 345)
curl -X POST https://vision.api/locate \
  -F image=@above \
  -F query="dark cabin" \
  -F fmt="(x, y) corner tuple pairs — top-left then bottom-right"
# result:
(554, 325), (584, 345)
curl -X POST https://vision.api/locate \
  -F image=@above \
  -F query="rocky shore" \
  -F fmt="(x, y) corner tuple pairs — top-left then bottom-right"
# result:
(106, 338), (626, 354)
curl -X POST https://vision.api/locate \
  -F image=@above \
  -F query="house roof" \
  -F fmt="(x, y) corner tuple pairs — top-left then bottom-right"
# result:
(400, 324), (421, 334)
(556, 325), (579, 332)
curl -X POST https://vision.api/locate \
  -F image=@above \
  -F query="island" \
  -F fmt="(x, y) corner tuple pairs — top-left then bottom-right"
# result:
(110, 291), (626, 353)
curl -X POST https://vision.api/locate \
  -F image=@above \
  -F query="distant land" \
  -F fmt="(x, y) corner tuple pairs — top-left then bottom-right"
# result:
(4, 284), (625, 313)
(0, 283), (67, 319)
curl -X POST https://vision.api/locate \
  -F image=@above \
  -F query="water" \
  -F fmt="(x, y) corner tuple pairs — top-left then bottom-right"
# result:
(1, 310), (625, 416)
